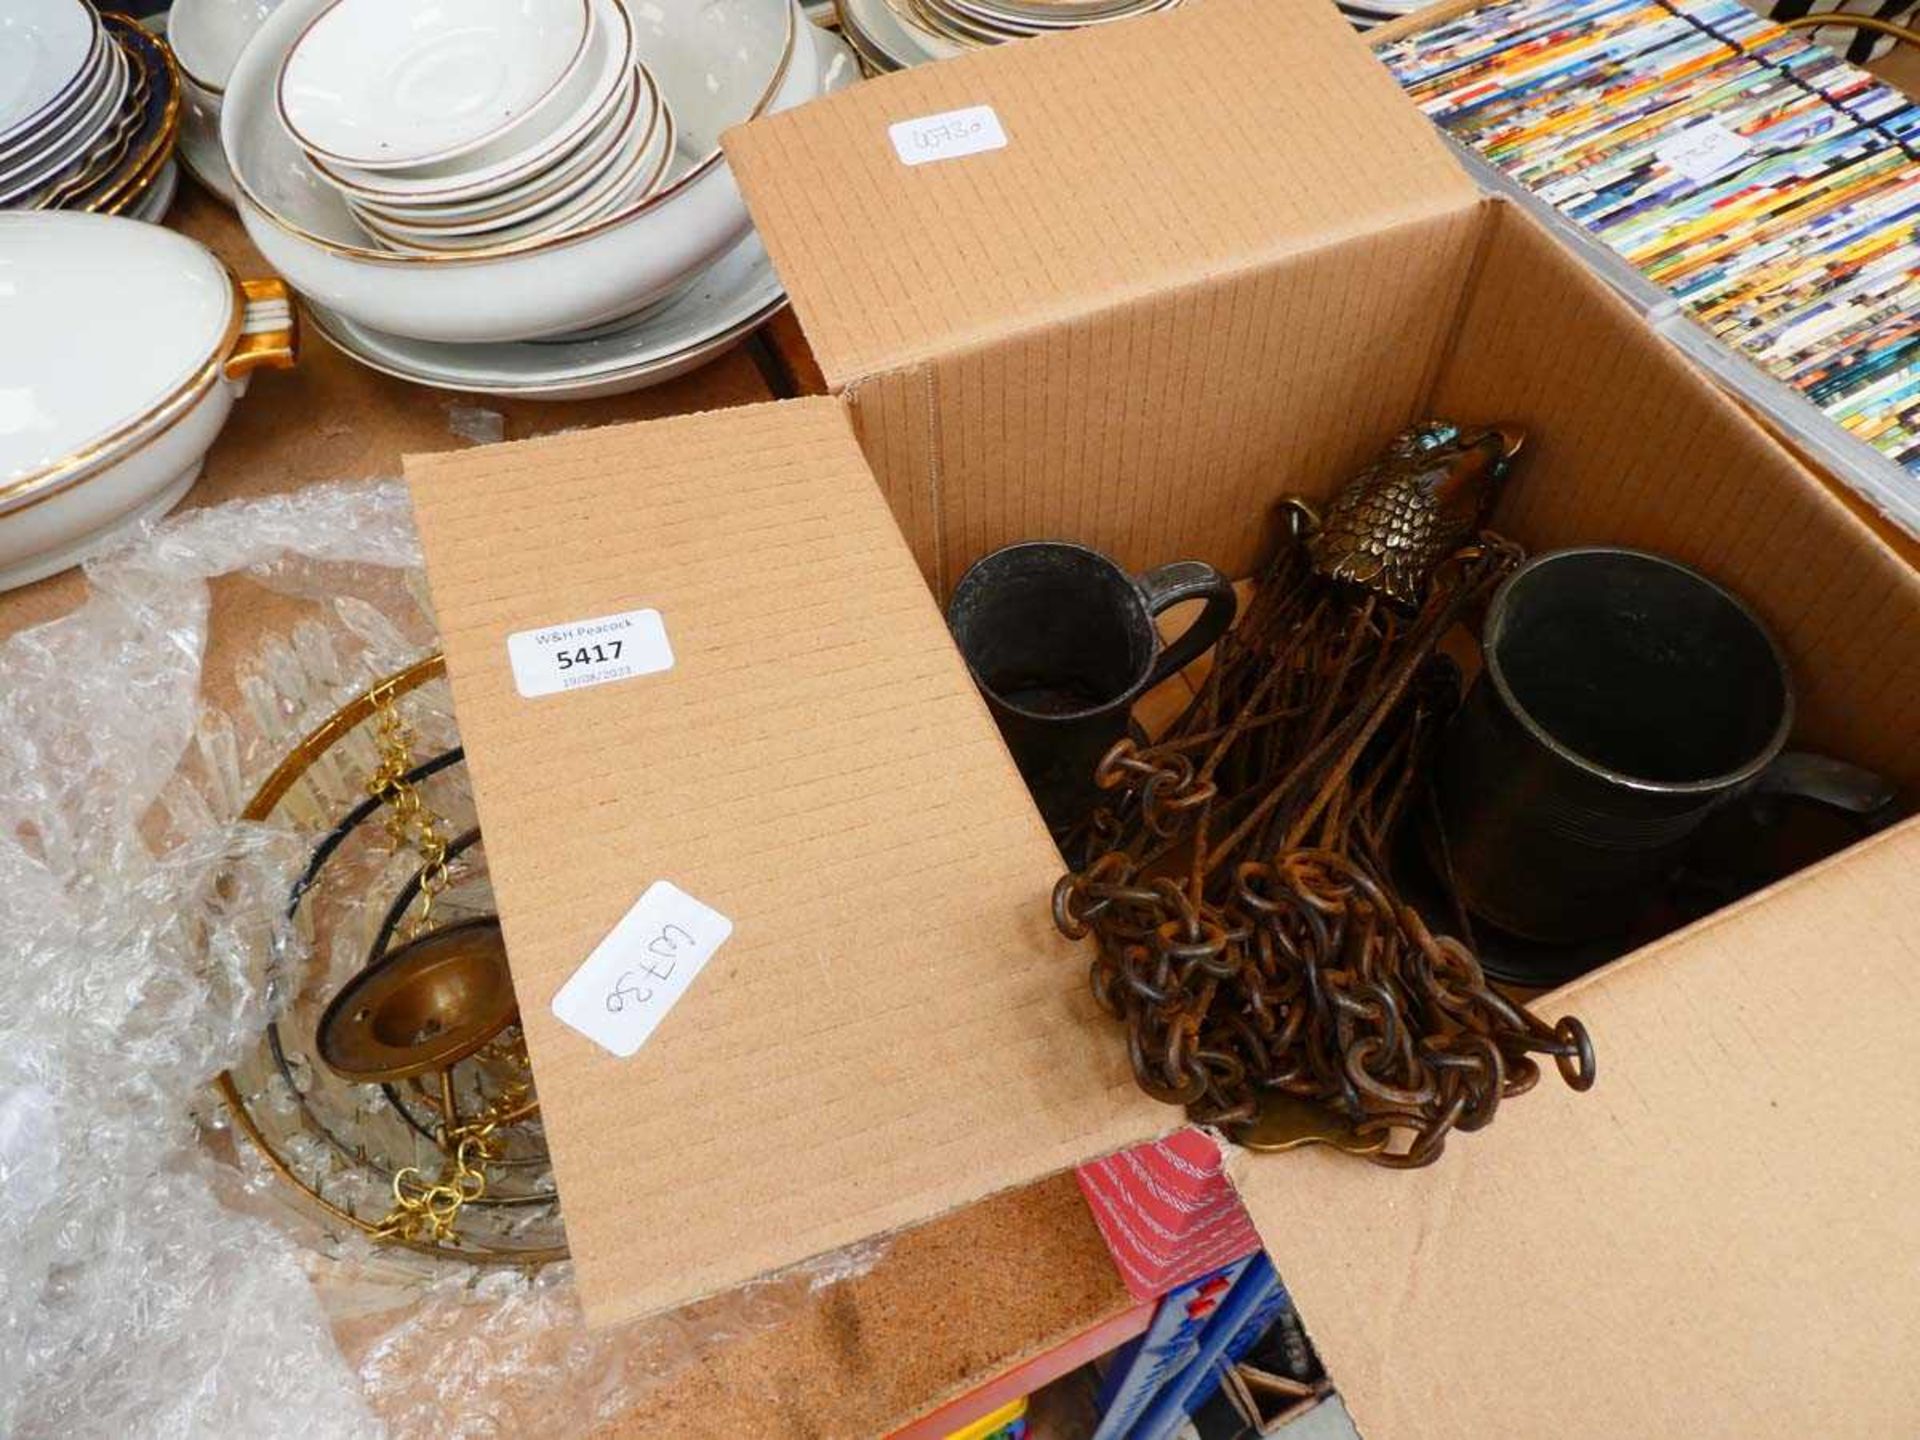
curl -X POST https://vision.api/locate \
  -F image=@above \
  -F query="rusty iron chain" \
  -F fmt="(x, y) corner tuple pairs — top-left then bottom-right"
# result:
(1053, 509), (1594, 1167)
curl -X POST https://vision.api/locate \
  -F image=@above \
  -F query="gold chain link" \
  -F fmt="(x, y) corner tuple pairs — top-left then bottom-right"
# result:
(372, 1075), (532, 1245)
(366, 677), (450, 936)
(362, 672), (490, 1246)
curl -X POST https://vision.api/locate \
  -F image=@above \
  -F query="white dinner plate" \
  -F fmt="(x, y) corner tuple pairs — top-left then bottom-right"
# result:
(0, 19), (105, 169)
(278, 0), (594, 169)
(0, 25), (109, 182)
(304, 228), (783, 396)
(0, 34), (126, 204)
(0, 0), (100, 149)
(16, 50), (143, 208)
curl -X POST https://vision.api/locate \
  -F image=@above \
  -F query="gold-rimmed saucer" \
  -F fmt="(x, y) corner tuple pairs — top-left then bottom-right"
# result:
(22, 35), (149, 208)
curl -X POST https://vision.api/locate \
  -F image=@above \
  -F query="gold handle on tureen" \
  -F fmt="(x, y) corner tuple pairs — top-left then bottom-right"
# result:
(224, 277), (301, 380)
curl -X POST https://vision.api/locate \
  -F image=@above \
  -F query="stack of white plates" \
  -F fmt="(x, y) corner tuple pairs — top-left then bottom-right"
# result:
(276, 0), (678, 255)
(838, 0), (1177, 71)
(1, 0), (183, 220)
(224, 0), (858, 398)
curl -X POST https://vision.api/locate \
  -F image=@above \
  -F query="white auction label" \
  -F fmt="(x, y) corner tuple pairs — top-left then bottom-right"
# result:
(1657, 121), (1751, 185)
(506, 606), (673, 698)
(889, 104), (1007, 167)
(551, 881), (734, 1058)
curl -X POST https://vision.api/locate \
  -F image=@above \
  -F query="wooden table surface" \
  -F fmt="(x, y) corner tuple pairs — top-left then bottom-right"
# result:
(0, 182), (1134, 1438)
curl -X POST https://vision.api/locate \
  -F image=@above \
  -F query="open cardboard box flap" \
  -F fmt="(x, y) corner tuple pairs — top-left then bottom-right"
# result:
(724, 0), (1502, 598)
(404, 398), (1167, 1326)
(404, 0), (1920, 1428)
(723, 0), (1480, 388)
(1226, 818), (1920, 1440)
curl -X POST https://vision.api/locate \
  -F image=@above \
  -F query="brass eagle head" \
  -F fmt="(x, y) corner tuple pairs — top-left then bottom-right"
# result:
(1308, 421), (1524, 608)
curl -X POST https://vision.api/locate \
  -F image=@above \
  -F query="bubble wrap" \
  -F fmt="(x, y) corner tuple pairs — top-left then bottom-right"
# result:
(0, 482), (886, 1439)
(0, 482), (418, 1439)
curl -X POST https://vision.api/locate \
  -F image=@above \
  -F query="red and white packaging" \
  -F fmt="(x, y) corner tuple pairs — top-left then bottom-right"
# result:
(1076, 1129), (1261, 1301)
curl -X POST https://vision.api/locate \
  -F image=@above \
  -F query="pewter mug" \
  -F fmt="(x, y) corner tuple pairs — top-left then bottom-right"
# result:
(948, 541), (1237, 834)
(1435, 547), (1891, 945)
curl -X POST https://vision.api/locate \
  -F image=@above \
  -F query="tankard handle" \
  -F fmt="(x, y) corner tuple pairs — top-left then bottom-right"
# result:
(1135, 561), (1238, 693)
(1751, 751), (1900, 831)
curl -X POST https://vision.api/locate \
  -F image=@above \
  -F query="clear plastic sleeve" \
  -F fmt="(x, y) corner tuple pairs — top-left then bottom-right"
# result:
(0, 481), (883, 1438)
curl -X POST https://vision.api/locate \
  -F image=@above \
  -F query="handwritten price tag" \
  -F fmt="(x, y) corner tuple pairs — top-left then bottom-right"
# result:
(506, 607), (674, 699)
(552, 881), (734, 1058)
(1656, 121), (1751, 185)
(889, 104), (1007, 167)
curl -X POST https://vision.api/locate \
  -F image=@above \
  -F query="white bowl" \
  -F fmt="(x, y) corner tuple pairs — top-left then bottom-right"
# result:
(303, 29), (851, 397)
(278, 0), (593, 171)
(815, 23), (860, 93)
(306, 0), (633, 200)
(307, 228), (784, 397)
(629, 0), (806, 155)
(166, 0), (286, 94)
(0, 213), (299, 591)
(226, 0), (818, 342)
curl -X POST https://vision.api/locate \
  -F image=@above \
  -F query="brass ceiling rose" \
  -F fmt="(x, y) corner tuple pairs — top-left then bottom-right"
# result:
(318, 916), (517, 1083)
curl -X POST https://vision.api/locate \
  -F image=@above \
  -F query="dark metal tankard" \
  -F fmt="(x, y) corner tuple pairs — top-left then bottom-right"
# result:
(1435, 547), (1895, 946)
(948, 541), (1237, 834)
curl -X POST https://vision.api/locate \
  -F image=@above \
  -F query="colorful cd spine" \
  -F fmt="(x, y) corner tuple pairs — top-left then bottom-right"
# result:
(1380, 0), (1920, 503)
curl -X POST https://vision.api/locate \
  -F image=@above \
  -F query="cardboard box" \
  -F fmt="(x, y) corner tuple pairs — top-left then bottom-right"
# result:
(403, 2), (1920, 1434)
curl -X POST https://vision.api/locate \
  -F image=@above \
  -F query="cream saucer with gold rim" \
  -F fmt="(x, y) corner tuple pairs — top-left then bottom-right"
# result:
(302, 0), (634, 205)
(351, 87), (672, 253)
(278, 0), (594, 171)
